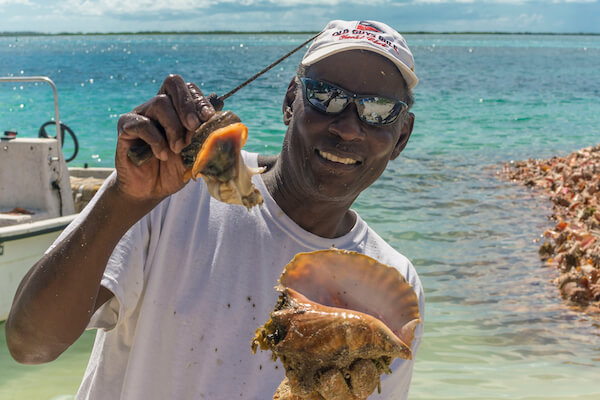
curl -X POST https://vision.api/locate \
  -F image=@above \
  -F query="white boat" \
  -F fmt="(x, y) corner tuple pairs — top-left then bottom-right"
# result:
(0, 76), (110, 321)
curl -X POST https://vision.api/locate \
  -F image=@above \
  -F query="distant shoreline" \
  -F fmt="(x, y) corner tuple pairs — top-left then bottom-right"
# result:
(1, 31), (599, 37)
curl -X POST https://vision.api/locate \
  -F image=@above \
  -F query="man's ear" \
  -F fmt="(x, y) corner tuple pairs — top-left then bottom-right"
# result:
(390, 112), (415, 160)
(282, 78), (299, 126)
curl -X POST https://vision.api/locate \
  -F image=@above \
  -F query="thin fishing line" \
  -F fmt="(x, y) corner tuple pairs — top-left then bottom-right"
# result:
(218, 32), (321, 102)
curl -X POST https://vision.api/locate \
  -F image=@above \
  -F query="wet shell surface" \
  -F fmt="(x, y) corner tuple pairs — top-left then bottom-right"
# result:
(182, 112), (265, 209)
(252, 249), (421, 400)
(127, 110), (264, 209)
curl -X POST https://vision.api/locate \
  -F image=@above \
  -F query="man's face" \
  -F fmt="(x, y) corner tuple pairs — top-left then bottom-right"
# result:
(283, 50), (414, 203)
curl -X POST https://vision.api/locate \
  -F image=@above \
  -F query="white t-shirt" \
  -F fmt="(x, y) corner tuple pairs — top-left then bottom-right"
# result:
(57, 151), (424, 400)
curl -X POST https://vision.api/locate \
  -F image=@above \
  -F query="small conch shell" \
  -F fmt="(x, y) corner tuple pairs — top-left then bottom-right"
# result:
(127, 110), (264, 209)
(252, 249), (421, 400)
(183, 120), (265, 209)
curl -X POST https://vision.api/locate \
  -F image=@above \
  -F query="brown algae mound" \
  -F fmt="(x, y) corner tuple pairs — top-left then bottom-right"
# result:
(501, 144), (600, 314)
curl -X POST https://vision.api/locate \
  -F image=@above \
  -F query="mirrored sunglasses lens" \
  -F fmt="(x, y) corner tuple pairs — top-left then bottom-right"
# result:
(303, 78), (406, 125)
(323, 97), (348, 113)
(305, 80), (348, 113)
(358, 98), (402, 125)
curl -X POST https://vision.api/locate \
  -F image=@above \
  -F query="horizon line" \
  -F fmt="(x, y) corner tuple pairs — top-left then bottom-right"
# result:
(1, 30), (599, 37)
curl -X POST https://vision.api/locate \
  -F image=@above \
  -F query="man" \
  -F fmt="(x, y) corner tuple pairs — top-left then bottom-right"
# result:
(6, 20), (424, 399)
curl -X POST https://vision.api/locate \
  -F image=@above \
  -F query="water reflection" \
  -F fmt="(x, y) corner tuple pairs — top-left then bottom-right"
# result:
(361, 153), (600, 399)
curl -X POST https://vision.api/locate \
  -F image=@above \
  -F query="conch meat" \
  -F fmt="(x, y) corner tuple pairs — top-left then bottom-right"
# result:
(252, 249), (421, 400)
(127, 110), (264, 209)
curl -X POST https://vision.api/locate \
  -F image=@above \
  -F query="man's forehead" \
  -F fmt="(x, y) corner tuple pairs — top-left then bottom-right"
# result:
(305, 50), (407, 93)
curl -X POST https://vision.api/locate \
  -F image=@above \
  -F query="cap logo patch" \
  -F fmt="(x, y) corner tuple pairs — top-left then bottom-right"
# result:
(356, 21), (382, 33)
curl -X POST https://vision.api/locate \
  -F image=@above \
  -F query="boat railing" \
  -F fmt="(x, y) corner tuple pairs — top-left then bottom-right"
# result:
(1, 76), (73, 218)
(0, 76), (62, 146)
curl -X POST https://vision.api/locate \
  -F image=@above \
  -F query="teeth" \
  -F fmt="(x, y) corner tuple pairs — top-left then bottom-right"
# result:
(319, 150), (358, 165)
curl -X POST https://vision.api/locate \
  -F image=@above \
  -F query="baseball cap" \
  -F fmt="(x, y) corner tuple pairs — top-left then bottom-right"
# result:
(301, 20), (418, 89)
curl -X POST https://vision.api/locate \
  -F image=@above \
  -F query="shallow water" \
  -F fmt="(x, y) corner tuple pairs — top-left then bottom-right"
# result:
(0, 326), (94, 400)
(1, 33), (599, 399)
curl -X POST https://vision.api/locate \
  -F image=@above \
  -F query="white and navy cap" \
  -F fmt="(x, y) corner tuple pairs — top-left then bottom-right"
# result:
(301, 20), (418, 89)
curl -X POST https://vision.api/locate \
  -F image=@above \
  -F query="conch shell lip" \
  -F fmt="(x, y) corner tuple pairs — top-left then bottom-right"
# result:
(277, 249), (422, 344)
(190, 122), (247, 177)
(182, 114), (264, 209)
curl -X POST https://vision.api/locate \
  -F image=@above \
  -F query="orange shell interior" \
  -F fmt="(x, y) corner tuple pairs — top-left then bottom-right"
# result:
(183, 122), (248, 181)
(278, 249), (421, 341)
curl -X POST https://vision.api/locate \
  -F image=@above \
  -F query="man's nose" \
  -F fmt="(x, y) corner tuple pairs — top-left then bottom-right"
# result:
(328, 102), (366, 142)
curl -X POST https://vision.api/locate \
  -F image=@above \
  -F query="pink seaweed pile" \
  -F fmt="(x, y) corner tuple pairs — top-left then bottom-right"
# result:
(501, 144), (600, 314)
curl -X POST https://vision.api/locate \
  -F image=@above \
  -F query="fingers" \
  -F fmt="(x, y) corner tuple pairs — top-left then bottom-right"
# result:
(118, 113), (169, 161)
(133, 95), (186, 153)
(121, 74), (218, 160)
(158, 75), (215, 132)
(187, 82), (216, 120)
(185, 82), (216, 143)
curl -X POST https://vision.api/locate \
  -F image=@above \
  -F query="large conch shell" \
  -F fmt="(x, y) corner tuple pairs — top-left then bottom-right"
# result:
(252, 249), (421, 400)
(128, 110), (264, 209)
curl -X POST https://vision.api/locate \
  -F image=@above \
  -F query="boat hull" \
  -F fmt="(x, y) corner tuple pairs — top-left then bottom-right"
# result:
(0, 215), (77, 321)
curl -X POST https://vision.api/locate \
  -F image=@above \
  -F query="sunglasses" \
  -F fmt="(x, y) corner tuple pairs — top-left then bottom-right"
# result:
(300, 77), (408, 126)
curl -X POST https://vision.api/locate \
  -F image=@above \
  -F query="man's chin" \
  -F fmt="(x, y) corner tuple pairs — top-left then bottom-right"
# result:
(309, 176), (362, 203)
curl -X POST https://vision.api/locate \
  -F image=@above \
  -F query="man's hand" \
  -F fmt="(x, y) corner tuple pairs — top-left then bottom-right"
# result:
(115, 74), (216, 201)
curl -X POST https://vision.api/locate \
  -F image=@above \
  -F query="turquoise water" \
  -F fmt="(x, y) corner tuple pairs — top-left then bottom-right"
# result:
(1, 34), (600, 399)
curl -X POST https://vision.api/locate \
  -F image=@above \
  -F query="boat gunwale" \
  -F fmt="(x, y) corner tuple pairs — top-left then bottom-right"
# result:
(0, 215), (77, 242)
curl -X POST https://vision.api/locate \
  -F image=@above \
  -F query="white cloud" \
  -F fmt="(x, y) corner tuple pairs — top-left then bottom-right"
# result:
(410, 0), (467, 3)
(435, 11), (546, 31)
(2, 0), (597, 33)
(55, 0), (390, 17)
(273, 0), (388, 4)
(21, 0), (599, 20)
(411, 0), (596, 3)
(56, 0), (213, 16)
(0, 0), (33, 5)
(0, 0), (34, 16)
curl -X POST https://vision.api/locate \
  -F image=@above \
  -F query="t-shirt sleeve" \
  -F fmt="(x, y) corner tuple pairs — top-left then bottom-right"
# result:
(362, 234), (426, 399)
(87, 218), (149, 331)
(46, 171), (150, 332)
(377, 279), (425, 400)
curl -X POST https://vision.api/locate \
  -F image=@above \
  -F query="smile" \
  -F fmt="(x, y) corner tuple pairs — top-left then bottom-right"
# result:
(317, 150), (360, 165)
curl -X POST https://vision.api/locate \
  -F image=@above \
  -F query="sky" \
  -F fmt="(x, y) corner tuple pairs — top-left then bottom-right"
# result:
(1, 0), (599, 34)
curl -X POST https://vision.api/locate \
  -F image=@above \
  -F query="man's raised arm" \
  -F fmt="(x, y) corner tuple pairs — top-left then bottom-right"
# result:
(5, 75), (215, 364)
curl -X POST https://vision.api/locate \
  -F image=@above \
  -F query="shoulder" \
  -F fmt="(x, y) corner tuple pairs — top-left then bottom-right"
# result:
(257, 154), (278, 172)
(360, 223), (424, 311)
(244, 150), (279, 173)
(358, 223), (425, 369)
(359, 222), (411, 270)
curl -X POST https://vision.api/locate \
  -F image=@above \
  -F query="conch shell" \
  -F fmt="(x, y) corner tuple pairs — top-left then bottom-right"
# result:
(252, 249), (421, 400)
(181, 113), (265, 209)
(128, 110), (264, 209)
